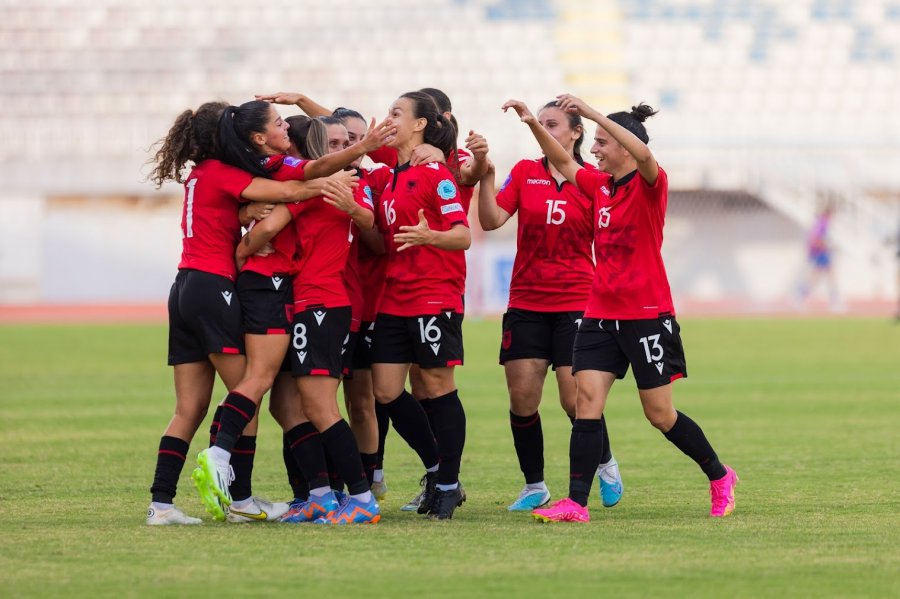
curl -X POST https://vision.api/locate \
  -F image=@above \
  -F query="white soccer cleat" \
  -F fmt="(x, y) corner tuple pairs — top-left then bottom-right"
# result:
(146, 504), (202, 525)
(226, 496), (291, 523)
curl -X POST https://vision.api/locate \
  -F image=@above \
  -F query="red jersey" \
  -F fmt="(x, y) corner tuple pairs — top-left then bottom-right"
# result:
(367, 146), (475, 211)
(292, 179), (374, 312)
(178, 159), (253, 281)
(241, 155), (307, 277)
(357, 165), (392, 322)
(341, 173), (377, 332)
(575, 166), (674, 320)
(377, 162), (468, 316)
(496, 157), (596, 312)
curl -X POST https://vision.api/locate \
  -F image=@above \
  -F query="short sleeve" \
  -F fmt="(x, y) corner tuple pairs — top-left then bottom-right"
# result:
(431, 166), (468, 229)
(217, 163), (255, 204)
(575, 167), (605, 199)
(495, 161), (523, 216)
(271, 156), (308, 182)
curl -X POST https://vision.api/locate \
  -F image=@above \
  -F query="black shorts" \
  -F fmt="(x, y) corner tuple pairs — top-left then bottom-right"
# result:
(236, 271), (294, 335)
(167, 269), (244, 365)
(341, 331), (358, 378)
(350, 320), (376, 371)
(571, 315), (687, 390)
(372, 312), (464, 369)
(289, 306), (352, 378)
(499, 309), (583, 369)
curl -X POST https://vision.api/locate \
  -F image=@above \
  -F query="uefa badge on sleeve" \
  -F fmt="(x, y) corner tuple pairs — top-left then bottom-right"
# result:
(437, 179), (457, 201)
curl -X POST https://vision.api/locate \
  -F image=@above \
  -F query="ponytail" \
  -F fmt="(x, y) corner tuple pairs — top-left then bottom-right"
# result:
(147, 101), (228, 188)
(215, 100), (273, 178)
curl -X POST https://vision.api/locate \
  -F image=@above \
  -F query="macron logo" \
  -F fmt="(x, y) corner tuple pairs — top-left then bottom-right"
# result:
(426, 162), (440, 170)
(662, 318), (673, 334)
(526, 178), (551, 186)
(654, 362), (664, 374)
(430, 342), (441, 356)
(297, 351), (307, 364)
(272, 277), (283, 290)
(313, 311), (326, 325)
(221, 291), (233, 306)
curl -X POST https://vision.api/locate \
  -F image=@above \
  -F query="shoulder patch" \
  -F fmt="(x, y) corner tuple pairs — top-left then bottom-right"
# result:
(283, 156), (302, 167)
(437, 179), (457, 201)
(499, 174), (512, 192)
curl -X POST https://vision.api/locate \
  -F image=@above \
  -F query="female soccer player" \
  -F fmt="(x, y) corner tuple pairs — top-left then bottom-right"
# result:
(501, 96), (738, 522)
(145, 101), (321, 525)
(370, 91), (471, 520)
(478, 101), (623, 512)
(193, 100), (390, 524)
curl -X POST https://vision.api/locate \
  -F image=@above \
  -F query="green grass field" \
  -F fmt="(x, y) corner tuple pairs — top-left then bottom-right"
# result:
(1, 318), (898, 598)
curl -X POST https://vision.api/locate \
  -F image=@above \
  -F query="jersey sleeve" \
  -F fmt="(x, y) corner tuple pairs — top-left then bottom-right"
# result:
(353, 181), (376, 213)
(367, 146), (398, 167)
(431, 166), (468, 229)
(286, 201), (305, 218)
(271, 156), (308, 182)
(217, 163), (256, 203)
(575, 167), (605, 200)
(495, 161), (522, 216)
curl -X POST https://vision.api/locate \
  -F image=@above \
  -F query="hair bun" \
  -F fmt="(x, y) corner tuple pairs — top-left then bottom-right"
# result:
(630, 103), (658, 123)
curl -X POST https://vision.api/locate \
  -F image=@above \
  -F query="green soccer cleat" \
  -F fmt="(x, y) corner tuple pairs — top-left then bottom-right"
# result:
(192, 448), (234, 522)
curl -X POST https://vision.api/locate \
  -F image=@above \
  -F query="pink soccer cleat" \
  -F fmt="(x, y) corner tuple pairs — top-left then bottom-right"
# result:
(709, 465), (739, 517)
(531, 497), (590, 523)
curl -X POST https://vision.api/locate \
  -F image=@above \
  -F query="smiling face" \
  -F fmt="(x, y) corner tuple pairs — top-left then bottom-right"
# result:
(252, 105), (290, 155)
(538, 106), (581, 156)
(590, 124), (629, 174)
(325, 122), (349, 155)
(385, 97), (424, 149)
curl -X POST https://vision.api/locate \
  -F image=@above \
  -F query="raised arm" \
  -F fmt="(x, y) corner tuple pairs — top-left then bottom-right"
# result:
(254, 92), (332, 118)
(502, 99), (581, 185)
(458, 130), (490, 186)
(556, 93), (658, 185)
(476, 161), (512, 231)
(302, 118), (396, 180)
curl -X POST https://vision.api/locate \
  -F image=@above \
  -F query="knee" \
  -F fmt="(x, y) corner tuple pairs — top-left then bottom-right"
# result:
(644, 406), (676, 431)
(174, 402), (209, 428)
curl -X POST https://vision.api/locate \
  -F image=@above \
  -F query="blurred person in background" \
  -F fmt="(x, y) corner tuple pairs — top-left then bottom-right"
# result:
(477, 100), (623, 512)
(144, 101), (322, 525)
(503, 95), (738, 523)
(796, 204), (842, 312)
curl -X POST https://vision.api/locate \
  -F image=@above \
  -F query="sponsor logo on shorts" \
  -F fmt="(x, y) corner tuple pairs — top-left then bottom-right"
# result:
(272, 276), (283, 290)
(313, 310), (326, 325)
(221, 291), (233, 306)
(662, 318), (673, 334)
(297, 351), (308, 364)
(654, 362), (664, 374)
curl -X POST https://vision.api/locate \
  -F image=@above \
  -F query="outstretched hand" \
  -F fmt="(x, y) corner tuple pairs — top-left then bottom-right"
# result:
(394, 209), (433, 251)
(254, 92), (306, 106)
(362, 118), (397, 152)
(501, 99), (537, 125)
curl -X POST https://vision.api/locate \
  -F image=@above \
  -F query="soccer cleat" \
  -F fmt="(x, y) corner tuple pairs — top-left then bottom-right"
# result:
(507, 486), (551, 511)
(192, 448), (234, 522)
(709, 465), (739, 517)
(531, 498), (590, 523)
(146, 504), (202, 526)
(226, 496), (290, 523)
(597, 457), (624, 508)
(314, 494), (381, 525)
(279, 493), (339, 523)
(426, 487), (466, 520)
(371, 479), (388, 501)
(400, 471), (437, 512)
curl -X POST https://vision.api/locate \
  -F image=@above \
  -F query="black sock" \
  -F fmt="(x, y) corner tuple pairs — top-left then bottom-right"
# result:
(599, 414), (613, 464)
(663, 411), (727, 481)
(285, 422), (329, 491)
(419, 398), (437, 434)
(282, 434), (308, 500)
(214, 392), (257, 452)
(384, 390), (439, 469)
(375, 401), (390, 470)
(510, 411), (544, 484)
(320, 419), (368, 496)
(360, 452), (378, 486)
(568, 419), (604, 507)
(230, 435), (255, 502)
(325, 451), (345, 492)
(150, 435), (189, 504)
(429, 390), (467, 486)
(209, 405), (223, 446)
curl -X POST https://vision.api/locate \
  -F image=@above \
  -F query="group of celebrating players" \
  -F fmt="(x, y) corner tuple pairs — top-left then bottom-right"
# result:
(145, 86), (738, 526)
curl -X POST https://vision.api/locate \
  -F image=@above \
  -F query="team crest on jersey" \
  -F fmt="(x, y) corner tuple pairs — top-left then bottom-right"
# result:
(437, 179), (457, 200)
(499, 174), (512, 192)
(283, 156), (302, 168)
